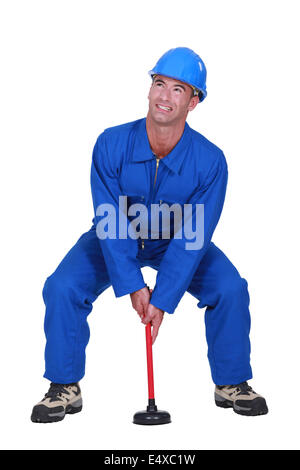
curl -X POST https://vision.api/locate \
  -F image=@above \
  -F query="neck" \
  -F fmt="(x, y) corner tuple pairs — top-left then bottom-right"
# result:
(146, 114), (186, 158)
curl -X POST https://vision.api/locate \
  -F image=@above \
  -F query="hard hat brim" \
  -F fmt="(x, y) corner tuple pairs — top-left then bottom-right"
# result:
(148, 70), (206, 102)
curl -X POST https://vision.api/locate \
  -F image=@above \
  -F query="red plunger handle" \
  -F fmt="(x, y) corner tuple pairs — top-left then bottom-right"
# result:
(145, 323), (155, 400)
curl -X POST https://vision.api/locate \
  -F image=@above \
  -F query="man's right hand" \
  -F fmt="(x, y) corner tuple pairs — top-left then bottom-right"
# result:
(130, 286), (152, 320)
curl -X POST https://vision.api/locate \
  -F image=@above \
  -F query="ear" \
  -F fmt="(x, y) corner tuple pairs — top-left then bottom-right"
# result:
(188, 95), (199, 112)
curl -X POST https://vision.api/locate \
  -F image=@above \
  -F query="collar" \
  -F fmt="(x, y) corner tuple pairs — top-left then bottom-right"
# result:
(131, 118), (191, 175)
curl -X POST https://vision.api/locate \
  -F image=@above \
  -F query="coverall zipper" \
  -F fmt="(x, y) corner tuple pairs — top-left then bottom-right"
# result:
(141, 156), (160, 250)
(153, 156), (160, 188)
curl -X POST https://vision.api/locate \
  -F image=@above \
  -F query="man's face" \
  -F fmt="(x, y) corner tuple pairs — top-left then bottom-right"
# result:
(147, 75), (199, 126)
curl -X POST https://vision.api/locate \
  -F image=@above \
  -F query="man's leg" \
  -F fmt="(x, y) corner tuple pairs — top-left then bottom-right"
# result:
(187, 242), (252, 386)
(42, 225), (111, 384)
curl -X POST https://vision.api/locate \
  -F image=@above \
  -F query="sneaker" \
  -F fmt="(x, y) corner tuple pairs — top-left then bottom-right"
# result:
(215, 381), (268, 416)
(31, 382), (82, 423)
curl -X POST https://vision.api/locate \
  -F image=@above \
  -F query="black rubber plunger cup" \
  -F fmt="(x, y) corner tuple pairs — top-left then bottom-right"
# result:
(133, 322), (171, 425)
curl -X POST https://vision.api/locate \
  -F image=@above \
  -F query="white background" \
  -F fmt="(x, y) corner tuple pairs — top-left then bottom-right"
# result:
(1, 0), (299, 451)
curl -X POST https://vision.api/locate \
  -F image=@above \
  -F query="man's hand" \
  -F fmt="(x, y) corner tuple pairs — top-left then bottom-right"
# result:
(130, 286), (151, 320)
(142, 303), (164, 344)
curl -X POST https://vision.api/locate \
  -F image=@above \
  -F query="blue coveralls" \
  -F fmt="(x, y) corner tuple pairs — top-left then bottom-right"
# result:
(42, 118), (252, 385)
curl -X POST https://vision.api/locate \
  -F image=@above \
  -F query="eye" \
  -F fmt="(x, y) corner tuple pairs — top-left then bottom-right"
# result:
(174, 87), (182, 93)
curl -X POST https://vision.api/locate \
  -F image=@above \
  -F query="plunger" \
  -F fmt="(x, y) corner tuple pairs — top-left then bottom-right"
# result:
(133, 322), (171, 425)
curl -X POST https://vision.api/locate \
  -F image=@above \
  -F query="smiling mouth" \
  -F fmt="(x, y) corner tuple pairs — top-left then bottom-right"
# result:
(156, 104), (172, 112)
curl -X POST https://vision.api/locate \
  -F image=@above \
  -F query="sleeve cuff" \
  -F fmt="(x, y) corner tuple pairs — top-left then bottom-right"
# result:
(150, 291), (176, 314)
(113, 278), (147, 298)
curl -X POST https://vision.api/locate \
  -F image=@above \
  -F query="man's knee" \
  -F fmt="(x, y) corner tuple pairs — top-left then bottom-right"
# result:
(216, 274), (249, 302)
(42, 272), (76, 303)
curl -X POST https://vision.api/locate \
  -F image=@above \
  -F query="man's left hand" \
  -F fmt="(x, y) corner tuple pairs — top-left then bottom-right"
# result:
(141, 303), (164, 344)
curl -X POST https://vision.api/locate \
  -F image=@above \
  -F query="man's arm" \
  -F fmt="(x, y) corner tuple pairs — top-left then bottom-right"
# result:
(90, 132), (146, 297)
(149, 150), (228, 314)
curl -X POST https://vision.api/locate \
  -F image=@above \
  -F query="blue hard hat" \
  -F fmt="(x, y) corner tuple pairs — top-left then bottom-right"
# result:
(148, 47), (207, 102)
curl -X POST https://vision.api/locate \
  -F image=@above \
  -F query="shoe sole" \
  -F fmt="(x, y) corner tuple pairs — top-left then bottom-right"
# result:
(31, 398), (82, 423)
(215, 393), (268, 416)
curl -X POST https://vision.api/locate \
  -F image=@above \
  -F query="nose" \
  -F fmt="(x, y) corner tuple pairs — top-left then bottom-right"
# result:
(159, 86), (171, 101)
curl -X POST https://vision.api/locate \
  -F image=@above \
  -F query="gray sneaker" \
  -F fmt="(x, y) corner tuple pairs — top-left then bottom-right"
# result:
(215, 381), (268, 416)
(31, 382), (82, 423)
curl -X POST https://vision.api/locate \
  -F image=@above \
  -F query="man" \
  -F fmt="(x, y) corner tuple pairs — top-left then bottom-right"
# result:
(31, 47), (268, 423)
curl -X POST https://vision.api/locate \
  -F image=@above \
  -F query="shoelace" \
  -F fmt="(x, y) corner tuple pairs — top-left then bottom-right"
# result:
(44, 383), (70, 399)
(230, 381), (254, 396)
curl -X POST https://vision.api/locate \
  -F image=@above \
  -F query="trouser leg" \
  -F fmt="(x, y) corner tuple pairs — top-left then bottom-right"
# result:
(187, 242), (252, 385)
(42, 226), (111, 383)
